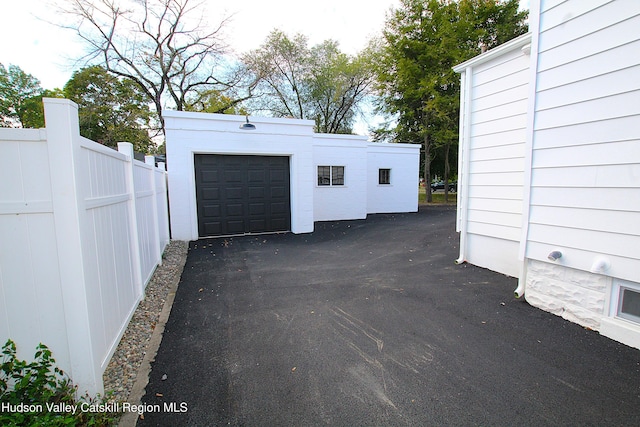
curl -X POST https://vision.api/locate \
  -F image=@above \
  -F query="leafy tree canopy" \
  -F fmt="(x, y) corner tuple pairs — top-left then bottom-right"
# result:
(0, 64), (43, 127)
(19, 88), (66, 129)
(64, 66), (154, 153)
(374, 0), (527, 199)
(184, 89), (247, 115)
(243, 30), (375, 134)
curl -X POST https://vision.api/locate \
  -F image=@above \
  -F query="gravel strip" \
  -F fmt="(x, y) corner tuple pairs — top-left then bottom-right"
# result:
(103, 240), (188, 404)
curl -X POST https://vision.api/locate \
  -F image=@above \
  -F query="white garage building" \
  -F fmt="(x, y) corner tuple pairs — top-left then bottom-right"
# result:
(164, 111), (420, 240)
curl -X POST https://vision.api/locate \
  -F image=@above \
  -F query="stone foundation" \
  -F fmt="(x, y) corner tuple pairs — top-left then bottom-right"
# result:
(524, 259), (611, 330)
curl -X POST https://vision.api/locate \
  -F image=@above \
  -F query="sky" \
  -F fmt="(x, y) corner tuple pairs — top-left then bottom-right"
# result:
(1, 0), (401, 90)
(1, 0), (529, 135)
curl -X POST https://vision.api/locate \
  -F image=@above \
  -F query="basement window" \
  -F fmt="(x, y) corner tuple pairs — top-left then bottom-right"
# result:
(618, 285), (640, 323)
(318, 166), (345, 186)
(379, 168), (391, 185)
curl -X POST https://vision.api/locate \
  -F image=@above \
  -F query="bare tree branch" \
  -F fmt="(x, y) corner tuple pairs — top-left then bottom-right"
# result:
(56, 0), (247, 133)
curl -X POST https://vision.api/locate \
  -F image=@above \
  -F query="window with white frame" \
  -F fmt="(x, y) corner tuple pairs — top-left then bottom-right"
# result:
(615, 280), (640, 324)
(379, 168), (391, 185)
(318, 166), (344, 186)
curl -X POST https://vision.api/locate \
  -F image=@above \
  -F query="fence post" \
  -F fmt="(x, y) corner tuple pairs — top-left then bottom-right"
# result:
(146, 156), (162, 266)
(43, 98), (102, 396)
(118, 143), (144, 297)
(157, 162), (170, 243)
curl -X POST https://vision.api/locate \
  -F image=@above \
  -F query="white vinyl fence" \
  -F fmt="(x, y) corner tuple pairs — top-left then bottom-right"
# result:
(0, 98), (170, 396)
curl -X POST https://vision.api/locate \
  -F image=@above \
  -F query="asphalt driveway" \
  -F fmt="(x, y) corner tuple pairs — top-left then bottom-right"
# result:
(139, 206), (640, 426)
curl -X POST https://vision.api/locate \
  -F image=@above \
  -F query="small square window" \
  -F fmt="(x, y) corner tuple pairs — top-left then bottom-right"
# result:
(619, 287), (640, 323)
(379, 168), (391, 185)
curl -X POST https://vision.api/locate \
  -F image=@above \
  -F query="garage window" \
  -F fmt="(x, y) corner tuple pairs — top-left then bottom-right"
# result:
(318, 166), (344, 186)
(379, 168), (391, 185)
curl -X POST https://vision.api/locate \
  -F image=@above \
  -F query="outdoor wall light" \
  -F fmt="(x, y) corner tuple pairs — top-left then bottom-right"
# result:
(547, 250), (563, 262)
(239, 116), (256, 130)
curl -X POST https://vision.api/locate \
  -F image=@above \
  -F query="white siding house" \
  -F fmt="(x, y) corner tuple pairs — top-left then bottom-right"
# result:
(455, 0), (640, 349)
(453, 33), (531, 278)
(164, 110), (419, 241)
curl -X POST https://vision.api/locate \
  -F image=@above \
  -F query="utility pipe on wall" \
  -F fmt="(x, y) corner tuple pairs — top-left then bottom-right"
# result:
(455, 66), (473, 265)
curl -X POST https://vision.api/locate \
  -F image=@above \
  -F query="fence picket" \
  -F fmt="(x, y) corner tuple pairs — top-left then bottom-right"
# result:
(0, 99), (170, 397)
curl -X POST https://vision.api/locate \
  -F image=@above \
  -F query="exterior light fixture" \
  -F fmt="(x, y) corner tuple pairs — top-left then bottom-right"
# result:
(547, 250), (562, 261)
(239, 116), (256, 130)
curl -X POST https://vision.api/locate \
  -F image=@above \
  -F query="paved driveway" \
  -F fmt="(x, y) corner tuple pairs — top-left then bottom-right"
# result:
(139, 206), (640, 426)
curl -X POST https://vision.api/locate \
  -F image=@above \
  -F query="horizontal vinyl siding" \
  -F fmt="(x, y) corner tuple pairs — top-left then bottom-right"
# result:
(466, 47), (528, 243)
(527, 0), (640, 282)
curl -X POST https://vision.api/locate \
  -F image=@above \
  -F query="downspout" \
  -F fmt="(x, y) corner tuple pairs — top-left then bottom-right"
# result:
(455, 66), (473, 265)
(515, 5), (541, 298)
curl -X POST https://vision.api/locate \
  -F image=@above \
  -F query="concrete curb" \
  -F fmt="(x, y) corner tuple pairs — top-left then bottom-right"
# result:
(118, 271), (182, 427)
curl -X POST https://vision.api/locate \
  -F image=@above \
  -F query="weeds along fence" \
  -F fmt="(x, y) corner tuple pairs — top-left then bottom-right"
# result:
(0, 98), (170, 396)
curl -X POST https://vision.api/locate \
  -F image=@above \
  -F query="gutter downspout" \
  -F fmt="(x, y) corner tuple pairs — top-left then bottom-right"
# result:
(455, 66), (473, 265)
(515, 3), (541, 299)
(514, 41), (535, 299)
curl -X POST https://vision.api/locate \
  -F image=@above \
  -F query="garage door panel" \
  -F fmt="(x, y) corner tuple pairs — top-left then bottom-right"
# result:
(248, 170), (265, 182)
(271, 186), (285, 198)
(202, 221), (222, 235)
(271, 202), (287, 214)
(270, 170), (286, 182)
(202, 188), (220, 200)
(226, 220), (245, 234)
(201, 170), (218, 183)
(224, 170), (243, 182)
(271, 218), (288, 230)
(226, 203), (244, 216)
(249, 203), (266, 215)
(195, 154), (291, 237)
(249, 186), (266, 198)
(203, 205), (221, 217)
(226, 187), (244, 200)
(250, 219), (266, 232)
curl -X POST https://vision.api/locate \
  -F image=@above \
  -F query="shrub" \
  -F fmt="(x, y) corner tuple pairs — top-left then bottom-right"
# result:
(0, 339), (120, 426)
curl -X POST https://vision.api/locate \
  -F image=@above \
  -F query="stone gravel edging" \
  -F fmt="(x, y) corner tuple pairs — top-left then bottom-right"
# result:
(101, 240), (188, 427)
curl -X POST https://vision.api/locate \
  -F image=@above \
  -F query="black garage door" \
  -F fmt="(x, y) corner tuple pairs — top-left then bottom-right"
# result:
(194, 155), (291, 237)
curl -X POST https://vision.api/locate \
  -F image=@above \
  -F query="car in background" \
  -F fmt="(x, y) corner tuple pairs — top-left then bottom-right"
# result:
(431, 181), (457, 192)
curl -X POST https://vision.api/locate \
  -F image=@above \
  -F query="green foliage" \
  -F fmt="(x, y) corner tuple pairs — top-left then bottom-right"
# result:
(64, 66), (154, 153)
(307, 40), (375, 134)
(374, 0), (528, 191)
(19, 89), (66, 129)
(244, 29), (375, 133)
(185, 89), (246, 115)
(0, 339), (119, 426)
(0, 64), (43, 127)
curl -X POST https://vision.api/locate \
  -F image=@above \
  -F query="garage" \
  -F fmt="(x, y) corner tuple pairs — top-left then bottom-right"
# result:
(194, 154), (291, 237)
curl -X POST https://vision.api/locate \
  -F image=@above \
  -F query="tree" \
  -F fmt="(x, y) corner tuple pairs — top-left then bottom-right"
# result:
(243, 30), (375, 133)
(20, 88), (66, 128)
(59, 0), (255, 131)
(64, 66), (153, 152)
(244, 30), (310, 119)
(184, 89), (246, 115)
(375, 0), (527, 201)
(307, 41), (375, 134)
(0, 64), (43, 127)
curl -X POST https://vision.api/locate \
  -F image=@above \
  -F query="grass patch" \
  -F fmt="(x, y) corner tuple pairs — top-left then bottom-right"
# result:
(418, 187), (457, 204)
